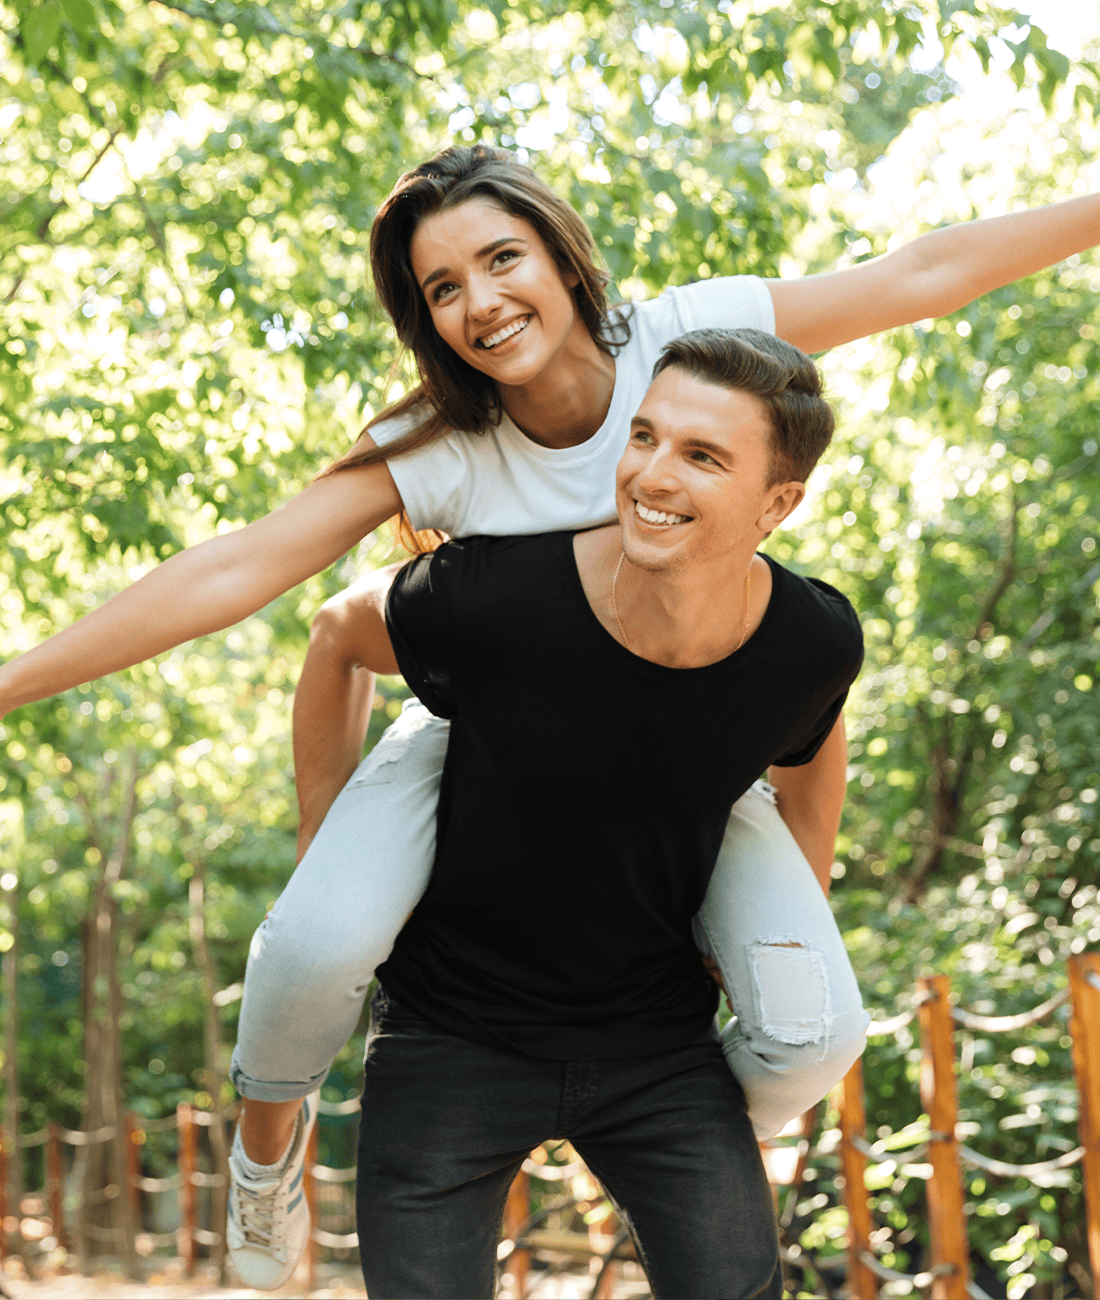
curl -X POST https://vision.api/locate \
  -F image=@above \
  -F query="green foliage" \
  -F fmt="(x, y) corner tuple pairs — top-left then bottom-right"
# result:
(1, 0), (1098, 1285)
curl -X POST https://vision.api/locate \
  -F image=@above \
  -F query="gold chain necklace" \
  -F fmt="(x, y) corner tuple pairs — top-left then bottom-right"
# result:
(611, 552), (753, 655)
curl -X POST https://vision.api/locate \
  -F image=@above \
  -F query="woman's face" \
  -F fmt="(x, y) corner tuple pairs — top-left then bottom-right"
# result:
(409, 197), (588, 388)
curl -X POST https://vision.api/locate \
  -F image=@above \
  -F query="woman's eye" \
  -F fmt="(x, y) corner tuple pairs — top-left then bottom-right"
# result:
(492, 248), (520, 269)
(431, 281), (458, 304)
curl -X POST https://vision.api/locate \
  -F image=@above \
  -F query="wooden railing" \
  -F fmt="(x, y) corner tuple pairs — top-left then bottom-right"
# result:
(2, 951), (1096, 1297)
(833, 952), (1099, 1300)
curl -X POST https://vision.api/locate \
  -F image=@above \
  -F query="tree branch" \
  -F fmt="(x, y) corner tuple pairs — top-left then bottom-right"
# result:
(4, 131), (121, 305)
(1015, 558), (1100, 655)
(148, 0), (437, 83)
(970, 488), (1019, 641)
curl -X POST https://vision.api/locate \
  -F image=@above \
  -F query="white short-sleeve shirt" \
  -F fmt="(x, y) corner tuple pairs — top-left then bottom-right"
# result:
(371, 275), (775, 538)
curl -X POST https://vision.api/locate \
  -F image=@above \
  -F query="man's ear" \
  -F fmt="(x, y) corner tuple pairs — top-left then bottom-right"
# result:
(756, 481), (805, 534)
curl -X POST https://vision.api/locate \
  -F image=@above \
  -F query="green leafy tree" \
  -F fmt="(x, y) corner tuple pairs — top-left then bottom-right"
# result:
(1, 0), (1098, 1284)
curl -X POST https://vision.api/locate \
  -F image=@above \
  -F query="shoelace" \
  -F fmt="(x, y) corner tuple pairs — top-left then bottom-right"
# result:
(229, 1105), (306, 1248)
(233, 1172), (283, 1246)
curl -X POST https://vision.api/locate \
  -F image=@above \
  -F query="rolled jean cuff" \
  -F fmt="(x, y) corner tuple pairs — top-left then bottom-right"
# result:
(229, 1049), (329, 1103)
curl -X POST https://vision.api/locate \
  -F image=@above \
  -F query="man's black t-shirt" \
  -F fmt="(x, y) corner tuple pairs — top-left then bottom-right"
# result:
(379, 531), (863, 1060)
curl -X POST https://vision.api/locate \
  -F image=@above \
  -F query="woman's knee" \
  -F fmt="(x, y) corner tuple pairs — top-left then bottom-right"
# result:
(247, 909), (381, 991)
(739, 936), (867, 1069)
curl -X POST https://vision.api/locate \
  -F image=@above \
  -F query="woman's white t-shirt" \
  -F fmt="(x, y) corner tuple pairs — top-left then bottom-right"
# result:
(371, 276), (775, 538)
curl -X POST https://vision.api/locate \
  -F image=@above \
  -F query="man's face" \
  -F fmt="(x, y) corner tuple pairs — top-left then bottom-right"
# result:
(615, 366), (803, 575)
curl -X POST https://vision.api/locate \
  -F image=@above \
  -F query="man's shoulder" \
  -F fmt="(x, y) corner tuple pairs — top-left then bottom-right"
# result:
(397, 532), (570, 605)
(767, 558), (864, 654)
(425, 530), (567, 568)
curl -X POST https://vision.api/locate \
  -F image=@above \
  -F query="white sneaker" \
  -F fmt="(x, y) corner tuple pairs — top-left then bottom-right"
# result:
(227, 1091), (319, 1290)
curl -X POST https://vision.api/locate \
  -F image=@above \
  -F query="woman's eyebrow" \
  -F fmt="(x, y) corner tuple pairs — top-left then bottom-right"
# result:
(420, 237), (526, 291)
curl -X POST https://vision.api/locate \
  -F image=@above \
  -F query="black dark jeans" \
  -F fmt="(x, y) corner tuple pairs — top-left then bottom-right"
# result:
(355, 989), (781, 1299)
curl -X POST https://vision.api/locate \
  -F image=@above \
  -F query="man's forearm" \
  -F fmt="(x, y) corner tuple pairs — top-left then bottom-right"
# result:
(293, 623), (375, 863)
(768, 716), (848, 894)
(292, 567), (404, 860)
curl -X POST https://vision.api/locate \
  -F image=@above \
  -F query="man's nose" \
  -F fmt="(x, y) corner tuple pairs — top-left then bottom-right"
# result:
(635, 446), (680, 493)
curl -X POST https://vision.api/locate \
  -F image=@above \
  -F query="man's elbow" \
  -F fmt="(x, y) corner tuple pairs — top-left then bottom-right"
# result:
(310, 584), (398, 676)
(307, 590), (369, 670)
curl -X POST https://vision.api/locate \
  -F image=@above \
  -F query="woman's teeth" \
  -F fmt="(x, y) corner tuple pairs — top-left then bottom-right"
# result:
(478, 317), (530, 349)
(635, 501), (689, 526)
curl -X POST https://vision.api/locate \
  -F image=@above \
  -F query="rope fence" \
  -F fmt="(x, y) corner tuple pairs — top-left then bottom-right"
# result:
(834, 952), (1100, 1300)
(1, 952), (1097, 1297)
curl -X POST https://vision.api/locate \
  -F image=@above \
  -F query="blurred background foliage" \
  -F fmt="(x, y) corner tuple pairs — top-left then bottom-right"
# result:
(1, 0), (1099, 1292)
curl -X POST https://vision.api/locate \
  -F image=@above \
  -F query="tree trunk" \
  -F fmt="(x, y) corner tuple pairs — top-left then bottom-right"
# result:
(77, 752), (140, 1280)
(188, 868), (230, 1282)
(2, 874), (33, 1277)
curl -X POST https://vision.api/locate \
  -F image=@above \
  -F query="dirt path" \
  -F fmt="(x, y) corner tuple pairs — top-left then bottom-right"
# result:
(0, 1259), (365, 1298)
(0, 1258), (646, 1298)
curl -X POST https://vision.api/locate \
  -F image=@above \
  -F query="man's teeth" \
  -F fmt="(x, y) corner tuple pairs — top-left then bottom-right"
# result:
(635, 501), (690, 526)
(478, 317), (530, 349)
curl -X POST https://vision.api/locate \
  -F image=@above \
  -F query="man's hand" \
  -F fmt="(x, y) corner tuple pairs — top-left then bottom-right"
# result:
(701, 954), (729, 998)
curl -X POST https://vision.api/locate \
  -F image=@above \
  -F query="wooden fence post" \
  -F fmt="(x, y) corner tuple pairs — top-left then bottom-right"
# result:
(1069, 953), (1100, 1297)
(0, 1132), (7, 1261)
(305, 1114), (319, 1292)
(588, 1192), (619, 1300)
(124, 1112), (143, 1227)
(835, 1057), (879, 1299)
(502, 1169), (531, 1296)
(177, 1102), (196, 1276)
(46, 1124), (65, 1251)
(918, 975), (968, 1300)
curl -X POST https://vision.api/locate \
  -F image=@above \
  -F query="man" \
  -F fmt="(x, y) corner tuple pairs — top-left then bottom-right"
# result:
(324, 328), (864, 1297)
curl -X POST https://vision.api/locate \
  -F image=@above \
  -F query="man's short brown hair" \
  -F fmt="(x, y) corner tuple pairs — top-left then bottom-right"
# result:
(652, 328), (834, 484)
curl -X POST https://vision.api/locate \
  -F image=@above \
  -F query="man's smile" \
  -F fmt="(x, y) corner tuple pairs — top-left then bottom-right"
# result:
(634, 500), (692, 527)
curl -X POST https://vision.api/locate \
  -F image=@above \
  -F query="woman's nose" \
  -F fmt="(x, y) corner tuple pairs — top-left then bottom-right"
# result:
(466, 273), (502, 321)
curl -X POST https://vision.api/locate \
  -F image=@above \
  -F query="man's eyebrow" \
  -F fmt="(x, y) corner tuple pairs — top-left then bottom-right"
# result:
(629, 416), (732, 461)
(420, 237), (526, 291)
(687, 436), (733, 461)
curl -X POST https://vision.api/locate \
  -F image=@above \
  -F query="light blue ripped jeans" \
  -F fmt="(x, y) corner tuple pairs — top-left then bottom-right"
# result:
(230, 700), (869, 1140)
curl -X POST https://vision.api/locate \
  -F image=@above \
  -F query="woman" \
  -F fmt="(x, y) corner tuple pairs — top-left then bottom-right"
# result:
(2, 144), (1097, 1289)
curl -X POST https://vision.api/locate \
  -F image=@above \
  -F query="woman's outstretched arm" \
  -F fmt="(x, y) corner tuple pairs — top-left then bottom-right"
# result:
(0, 456), (403, 720)
(770, 192), (1100, 355)
(293, 564), (403, 860)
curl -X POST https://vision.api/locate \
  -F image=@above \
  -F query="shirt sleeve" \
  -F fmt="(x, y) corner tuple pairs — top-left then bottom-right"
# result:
(653, 276), (776, 336)
(384, 550), (460, 719)
(369, 408), (474, 536)
(769, 689), (850, 768)
(770, 578), (864, 767)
